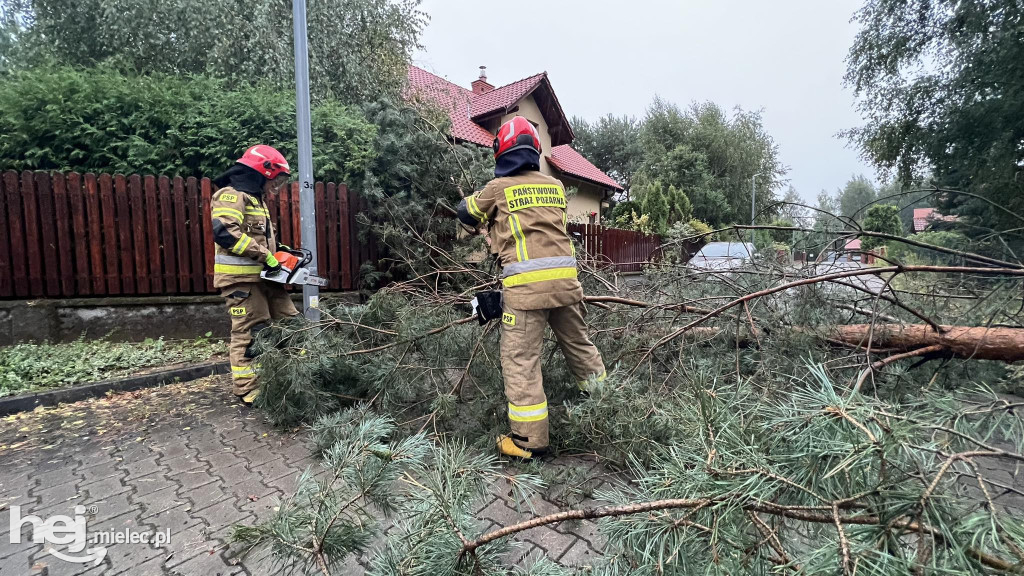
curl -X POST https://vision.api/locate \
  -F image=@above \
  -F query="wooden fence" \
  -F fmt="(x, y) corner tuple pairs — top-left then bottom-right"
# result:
(0, 170), (372, 298)
(567, 222), (661, 273)
(0, 170), (661, 299)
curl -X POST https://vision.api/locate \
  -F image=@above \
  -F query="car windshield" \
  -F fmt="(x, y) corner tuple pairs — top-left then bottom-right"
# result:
(695, 243), (752, 259)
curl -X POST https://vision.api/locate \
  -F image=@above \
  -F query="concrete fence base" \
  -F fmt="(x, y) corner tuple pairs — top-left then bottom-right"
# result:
(0, 292), (359, 345)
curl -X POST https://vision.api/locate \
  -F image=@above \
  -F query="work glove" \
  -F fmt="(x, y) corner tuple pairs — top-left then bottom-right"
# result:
(264, 252), (281, 273)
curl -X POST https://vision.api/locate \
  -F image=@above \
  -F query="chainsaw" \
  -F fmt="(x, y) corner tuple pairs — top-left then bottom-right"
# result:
(260, 247), (328, 287)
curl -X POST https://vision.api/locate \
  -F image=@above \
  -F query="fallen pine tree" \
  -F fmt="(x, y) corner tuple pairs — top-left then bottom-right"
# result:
(229, 212), (1024, 575)
(833, 324), (1024, 362)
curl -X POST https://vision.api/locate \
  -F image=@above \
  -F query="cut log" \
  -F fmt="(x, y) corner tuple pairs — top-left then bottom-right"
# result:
(832, 324), (1024, 362)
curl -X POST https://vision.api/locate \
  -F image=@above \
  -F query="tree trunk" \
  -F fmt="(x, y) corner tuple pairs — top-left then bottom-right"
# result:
(832, 324), (1024, 362)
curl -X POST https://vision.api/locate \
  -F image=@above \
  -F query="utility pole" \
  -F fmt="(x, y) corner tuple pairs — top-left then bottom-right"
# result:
(292, 0), (319, 321)
(751, 173), (761, 249)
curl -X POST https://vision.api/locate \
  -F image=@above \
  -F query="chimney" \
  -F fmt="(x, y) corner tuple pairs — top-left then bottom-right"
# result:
(471, 65), (494, 94)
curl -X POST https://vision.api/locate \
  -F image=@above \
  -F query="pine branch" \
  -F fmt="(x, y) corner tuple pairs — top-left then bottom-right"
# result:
(459, 497), (1024, 572)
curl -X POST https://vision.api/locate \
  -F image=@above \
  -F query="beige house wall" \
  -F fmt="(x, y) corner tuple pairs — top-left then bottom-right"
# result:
(561, 177), (604, 222)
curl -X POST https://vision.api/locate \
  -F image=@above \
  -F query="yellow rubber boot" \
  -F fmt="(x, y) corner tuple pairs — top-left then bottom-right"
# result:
(496, 435), (548, 461)
(241, 389), (260, 406)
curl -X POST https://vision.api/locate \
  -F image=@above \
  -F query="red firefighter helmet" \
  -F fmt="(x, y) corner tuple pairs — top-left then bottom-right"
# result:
(493, 116), (541, 159)
(237, 145), (291, 180)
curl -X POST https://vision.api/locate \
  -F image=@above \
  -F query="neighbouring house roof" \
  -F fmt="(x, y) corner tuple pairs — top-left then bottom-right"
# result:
(406, 65), (617, 190)
(549, 145), (624, 191)
(845, 239), (862, 251)
(913, 207), (957, 232)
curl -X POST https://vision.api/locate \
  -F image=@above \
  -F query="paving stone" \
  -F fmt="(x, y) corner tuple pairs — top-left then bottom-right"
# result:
(188, 434), (229, 455)
(186, 481), (232, 512)
(214, 463), (255, 488)
(146, 504), (203, 533)
(80, 475), (130, 502)
(24, 554), (109, 576)
(523, 525), (576, 559)
(121, 456), (163, 482)
(159, 455), (205, 476)
(561, 519), (606, 550)
(169, 469), (216, 492)
(190, 499), (250, 533)
(150, 442), (197, 462)
(33, 467), (81, 491)
(85, 492), (137, 524)
(240, 492), (283, 520)
(167, 550), (243, 576)
(117, 442), (155, 463)
(237, 446), (281, 469)
(0, 533), (40, 562)
(251, 458), (294, 484)
(84, 529), (165, 576)
(34, 481), (83, 510)
(203, 452), (246, 474)
(130, 475), (176, 498)
(501, 540), (541, 567)
(76, 463), (121, 487)
(0, 468), (34, 494)
(225, 477), (277, 503)
(110, 553), (167, 576)
(478, 498), (521, 526)
(262, 471), (300, 496)
(161, 523), (215, 569)
(217, 424), (255, 443)
(557, 539), (599, 567)
(135, 486), (186, 519)
(0, 541), (39, 569)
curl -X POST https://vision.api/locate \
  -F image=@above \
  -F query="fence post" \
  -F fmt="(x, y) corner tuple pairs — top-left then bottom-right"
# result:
(68, 173), (90, 296)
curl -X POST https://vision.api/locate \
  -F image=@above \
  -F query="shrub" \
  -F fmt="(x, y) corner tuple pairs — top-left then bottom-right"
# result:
(0, 65), (377, 182)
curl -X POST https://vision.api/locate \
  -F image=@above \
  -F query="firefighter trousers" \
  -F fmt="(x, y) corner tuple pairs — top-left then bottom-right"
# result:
(221, 281), (299, 396)
(500, 301), (606, 450)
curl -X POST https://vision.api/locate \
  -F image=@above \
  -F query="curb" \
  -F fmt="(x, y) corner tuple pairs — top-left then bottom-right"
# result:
(0, 360), (229, 416)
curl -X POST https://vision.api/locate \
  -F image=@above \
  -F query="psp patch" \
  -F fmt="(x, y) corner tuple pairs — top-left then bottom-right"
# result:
(502, 312), (516, 326)
(230, 307), (246, 316)
(219, 193), (238, 203)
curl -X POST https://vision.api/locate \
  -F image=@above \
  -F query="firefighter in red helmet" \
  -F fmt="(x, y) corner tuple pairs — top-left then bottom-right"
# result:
(211, 145), (299, 404)
(458, 116), (606, 460)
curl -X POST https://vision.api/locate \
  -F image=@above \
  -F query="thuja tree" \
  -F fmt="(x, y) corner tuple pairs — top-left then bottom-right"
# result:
(235, 215), (1024, 574)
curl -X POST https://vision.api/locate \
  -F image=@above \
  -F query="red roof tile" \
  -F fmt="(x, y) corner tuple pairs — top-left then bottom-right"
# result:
(549, 145), (624, 191)
(406, 65), (494, 146)
(912, 207), (957, 231)
(406, 65), (619, 191)
(469, 73), (545, 119)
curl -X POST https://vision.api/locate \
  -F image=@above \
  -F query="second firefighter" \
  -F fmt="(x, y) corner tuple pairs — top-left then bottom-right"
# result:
(458, 116), (607, 460)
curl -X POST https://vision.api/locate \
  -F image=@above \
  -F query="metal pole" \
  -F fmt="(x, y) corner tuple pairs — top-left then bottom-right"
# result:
(751, 173), (761, 249)
(292, 0), (319, 321)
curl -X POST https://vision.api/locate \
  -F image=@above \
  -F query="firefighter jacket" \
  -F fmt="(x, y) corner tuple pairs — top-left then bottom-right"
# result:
(458, 171), (583, 310)
(211, 186), (278, 288)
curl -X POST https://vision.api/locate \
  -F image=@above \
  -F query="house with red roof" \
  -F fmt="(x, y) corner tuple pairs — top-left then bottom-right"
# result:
(912, 208), (957, 233)
(407, 65), (623, 223)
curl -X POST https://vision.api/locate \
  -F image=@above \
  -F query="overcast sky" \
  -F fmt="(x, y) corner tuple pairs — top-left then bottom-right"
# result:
(412, 0), (876, 202)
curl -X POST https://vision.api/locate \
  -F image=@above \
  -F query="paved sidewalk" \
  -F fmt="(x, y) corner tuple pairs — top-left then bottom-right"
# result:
(0, 377), (608, 575)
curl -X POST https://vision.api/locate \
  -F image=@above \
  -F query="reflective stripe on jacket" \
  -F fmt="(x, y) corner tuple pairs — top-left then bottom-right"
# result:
(459, 171), (583, 310)
(211, 186), (277, 288)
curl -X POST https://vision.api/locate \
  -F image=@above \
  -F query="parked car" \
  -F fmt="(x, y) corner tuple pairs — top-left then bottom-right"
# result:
(821, 251), (860, 263)
(687, 242), (756, 270)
